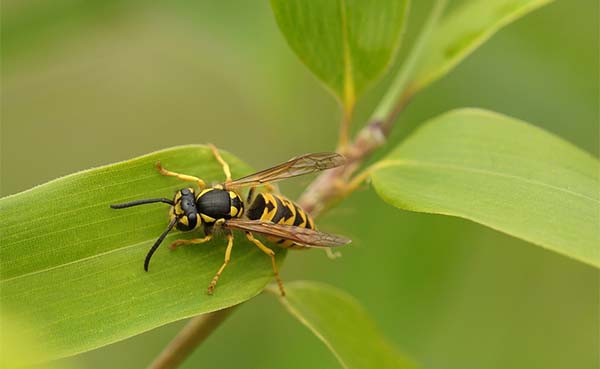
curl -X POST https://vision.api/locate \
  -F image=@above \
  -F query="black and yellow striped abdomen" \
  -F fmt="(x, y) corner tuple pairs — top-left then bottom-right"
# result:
(246, 193), (314, 249)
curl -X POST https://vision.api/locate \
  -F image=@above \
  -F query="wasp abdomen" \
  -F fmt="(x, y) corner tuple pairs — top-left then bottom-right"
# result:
(247, 193), (314, 248)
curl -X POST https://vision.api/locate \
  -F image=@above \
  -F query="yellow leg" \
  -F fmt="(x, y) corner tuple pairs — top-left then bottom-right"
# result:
(245, 232), (285, 296)
(264, 183), (277, 192)
(156, 161), (206, 189)
(208, 143), (232, 182)
(324, 248), (342, 260)
(169, 235), (212, 250)
(207, 233), (234, 295)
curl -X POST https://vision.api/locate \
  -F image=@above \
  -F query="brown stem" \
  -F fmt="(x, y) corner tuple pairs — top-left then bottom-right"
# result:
(146, 306), (237, 369)
(298, 89), (413, 217)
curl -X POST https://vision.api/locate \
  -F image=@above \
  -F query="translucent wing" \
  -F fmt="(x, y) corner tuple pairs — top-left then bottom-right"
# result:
(225, 152), (345, 189)
(224, 218), (350, 248)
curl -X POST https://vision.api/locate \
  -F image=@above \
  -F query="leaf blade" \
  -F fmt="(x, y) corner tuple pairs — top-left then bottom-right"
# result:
(270, 0), (409, 106)
(371, 109), (600, 267)
(410, 0), (554, 93)
(0, 145), (286, 362)
(270, 281), (417, 369)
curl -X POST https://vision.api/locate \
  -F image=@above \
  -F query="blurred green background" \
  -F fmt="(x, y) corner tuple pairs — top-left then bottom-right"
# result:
(2, 1), (598, 369)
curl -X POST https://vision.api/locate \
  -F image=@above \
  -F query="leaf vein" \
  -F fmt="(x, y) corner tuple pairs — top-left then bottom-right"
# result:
(374, 159), (599, 203)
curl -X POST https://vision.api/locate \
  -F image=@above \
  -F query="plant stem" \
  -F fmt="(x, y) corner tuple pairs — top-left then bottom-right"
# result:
(146, 306), (237, 369)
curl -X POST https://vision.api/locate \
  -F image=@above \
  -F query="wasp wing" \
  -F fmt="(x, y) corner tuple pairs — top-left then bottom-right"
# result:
(224, 218), (350, 248)
(225, 152), (345, 189)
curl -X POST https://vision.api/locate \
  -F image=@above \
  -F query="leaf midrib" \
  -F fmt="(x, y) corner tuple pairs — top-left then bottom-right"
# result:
(0, 237), (153, 283)
(338, 0), (355, 107)
(1, 230), (266, 285)
(374, 159), (599, 204)
(1, 181), (181, 246)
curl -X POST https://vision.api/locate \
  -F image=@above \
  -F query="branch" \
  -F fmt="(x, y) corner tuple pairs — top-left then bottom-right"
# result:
(146, 306), (237, 369)
(297, 93), (409, 216)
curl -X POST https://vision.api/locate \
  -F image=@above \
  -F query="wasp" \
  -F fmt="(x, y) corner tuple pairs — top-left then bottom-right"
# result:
(110, 145), (350, 296)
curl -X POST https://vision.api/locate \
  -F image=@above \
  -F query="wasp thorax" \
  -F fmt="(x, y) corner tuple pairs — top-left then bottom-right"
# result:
(195, 188), (244, 224)
(171, 188), (199, 231)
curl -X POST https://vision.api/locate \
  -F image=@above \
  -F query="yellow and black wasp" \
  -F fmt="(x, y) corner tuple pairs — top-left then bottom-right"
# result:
(110, 145), (350, 296)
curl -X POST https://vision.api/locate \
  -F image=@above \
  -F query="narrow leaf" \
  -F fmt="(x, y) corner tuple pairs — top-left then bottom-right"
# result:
(0, 313), (80, 369)
(371, 109), (600, 267)
(0, 145), (286, 362)
(372, 0), (448, 122)
(269, 281), (417, 369)
(270, 0), (409, 108)
(410, 0), (554, 93)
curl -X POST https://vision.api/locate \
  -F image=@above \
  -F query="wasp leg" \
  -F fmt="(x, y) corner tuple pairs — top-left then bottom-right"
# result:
(207, 233), (234, 295)
(245, 232), (285, 296)
(156, 161), (206, 189)
(208, 143), (232, 183)
(325, 248), (342, 259)
(169, 235), (212, 250)
(264, 183), (277, 192)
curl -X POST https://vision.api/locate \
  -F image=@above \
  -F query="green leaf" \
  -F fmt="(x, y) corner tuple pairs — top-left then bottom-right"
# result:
(270, 0), (409, 109)
(0, 313), (80, 369)
(410, 0), (554, 93)
(371, 108), (600, 268)
(371, 0), (447, 122)
(269, 281), (417, 369)
(0, 145), (286, 363)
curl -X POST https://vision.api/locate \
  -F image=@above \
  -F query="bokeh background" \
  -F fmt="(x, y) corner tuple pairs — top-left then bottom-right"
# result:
(2, 1), (598, 369)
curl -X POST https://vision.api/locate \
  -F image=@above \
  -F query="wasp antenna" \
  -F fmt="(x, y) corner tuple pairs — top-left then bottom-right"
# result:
(144, 217), (178, 272)
(110, 198), (174, 209)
